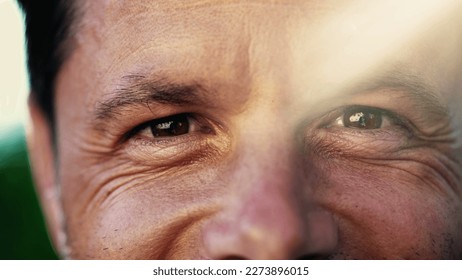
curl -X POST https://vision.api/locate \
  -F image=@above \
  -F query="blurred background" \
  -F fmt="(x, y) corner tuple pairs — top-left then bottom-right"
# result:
(0, 0), (57, 259)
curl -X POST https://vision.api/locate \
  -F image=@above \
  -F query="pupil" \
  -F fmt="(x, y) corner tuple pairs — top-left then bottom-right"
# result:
(344, 108), (382, 129)
(150, 114), (190, 137)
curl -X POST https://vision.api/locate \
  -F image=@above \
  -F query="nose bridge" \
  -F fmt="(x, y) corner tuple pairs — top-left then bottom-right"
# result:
(235, 103), (298, 169)
(204, 110), (310, 259)
(231, 107), (304, 206)
(202, 107), (339, 259)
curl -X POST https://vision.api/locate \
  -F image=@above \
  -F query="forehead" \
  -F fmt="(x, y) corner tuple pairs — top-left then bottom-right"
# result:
(77, 0), (462, 76)
(62, 0), (462, 115)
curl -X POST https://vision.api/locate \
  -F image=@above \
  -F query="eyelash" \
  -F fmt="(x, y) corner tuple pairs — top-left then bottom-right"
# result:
(122, 113), (212, 143)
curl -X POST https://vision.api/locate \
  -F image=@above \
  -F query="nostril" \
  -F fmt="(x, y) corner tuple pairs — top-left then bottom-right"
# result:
(297, 253), (329, 260)
(221, 255), (247, 260)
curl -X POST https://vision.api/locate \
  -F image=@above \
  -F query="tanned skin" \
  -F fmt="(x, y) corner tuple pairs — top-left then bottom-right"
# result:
(28, 0), (462, 259)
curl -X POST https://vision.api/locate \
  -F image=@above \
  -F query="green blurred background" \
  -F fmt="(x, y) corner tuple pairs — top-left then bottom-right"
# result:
(1, 0), (58, 259)
(0, 125), (58, 259)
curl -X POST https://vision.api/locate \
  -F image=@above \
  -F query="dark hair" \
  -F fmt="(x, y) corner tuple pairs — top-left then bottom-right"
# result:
(17, 0), (77, 127)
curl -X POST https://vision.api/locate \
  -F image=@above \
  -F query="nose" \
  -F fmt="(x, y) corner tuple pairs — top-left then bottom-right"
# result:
(202, 122), (338, 259)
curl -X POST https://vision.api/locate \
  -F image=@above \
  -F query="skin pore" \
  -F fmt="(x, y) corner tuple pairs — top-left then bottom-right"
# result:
(28, 0), (462, 259)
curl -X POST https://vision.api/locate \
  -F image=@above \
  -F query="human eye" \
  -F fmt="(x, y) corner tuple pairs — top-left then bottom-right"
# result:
(311, 105), (414, 157)
(125, 113), (214, 142)
(122, 113), (225, 165)
(135, 113), (202, 139)
(330, 105), (397, 130)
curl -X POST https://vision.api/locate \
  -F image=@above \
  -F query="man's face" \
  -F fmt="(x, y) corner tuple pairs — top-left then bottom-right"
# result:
(31, 0), (462, 259)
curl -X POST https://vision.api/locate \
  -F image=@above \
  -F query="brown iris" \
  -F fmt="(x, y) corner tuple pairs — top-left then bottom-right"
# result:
(343, 107), (383, 129)
(150, 114), (190, 137)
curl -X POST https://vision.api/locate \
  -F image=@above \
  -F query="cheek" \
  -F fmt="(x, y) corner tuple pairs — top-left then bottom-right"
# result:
(62, 159), (225, 259)
(319, 158), (462, 259)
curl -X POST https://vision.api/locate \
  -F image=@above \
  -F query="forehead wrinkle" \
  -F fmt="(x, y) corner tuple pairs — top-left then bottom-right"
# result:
(106, 0), (337, 12)
(94, 74), (209, 121)
(86, 0), (338, 45)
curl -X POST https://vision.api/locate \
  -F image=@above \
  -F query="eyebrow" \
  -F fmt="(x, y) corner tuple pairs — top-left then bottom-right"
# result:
(95, 74), (208, 121)
(346, 69), (449, 119)
(95, 70), (450, 129)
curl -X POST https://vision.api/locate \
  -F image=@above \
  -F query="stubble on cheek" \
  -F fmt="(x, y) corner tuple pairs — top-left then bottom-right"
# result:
(61, 152), (226, 259)
(308, 134), (462, 259)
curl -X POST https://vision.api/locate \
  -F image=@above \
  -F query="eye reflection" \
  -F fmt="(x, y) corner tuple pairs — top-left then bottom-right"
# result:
(337, 106), (384, 129)
(150, 114), (190, 137)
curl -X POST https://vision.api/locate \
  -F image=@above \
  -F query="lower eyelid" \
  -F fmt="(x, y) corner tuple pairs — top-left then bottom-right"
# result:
(125, 138), (201, 163)
(124, 132), (228, 168)
(309, 125), (412, 158)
